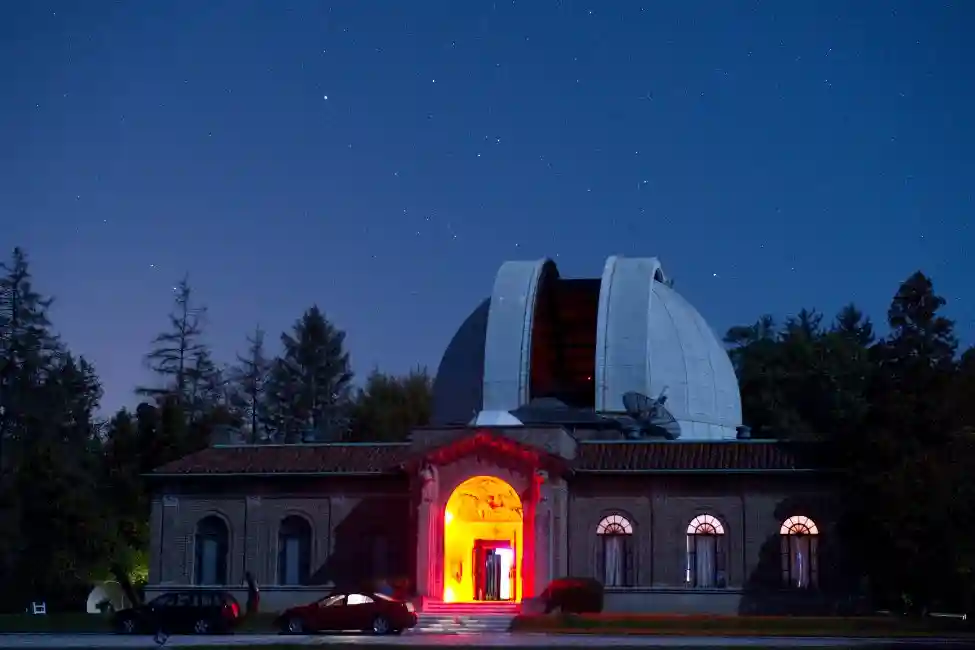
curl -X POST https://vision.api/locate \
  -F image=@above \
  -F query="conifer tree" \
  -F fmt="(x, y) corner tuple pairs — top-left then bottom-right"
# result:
(348, 368), (433, 442)
(137, 276), (210, 408)
(230, 326), (271, 443)
(265, 306), (354, 443)
(0, 248), (117, 609)
(0, 248), (60, 456)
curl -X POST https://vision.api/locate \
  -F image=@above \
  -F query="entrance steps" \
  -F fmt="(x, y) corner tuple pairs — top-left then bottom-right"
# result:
(415, 601), (518, 634)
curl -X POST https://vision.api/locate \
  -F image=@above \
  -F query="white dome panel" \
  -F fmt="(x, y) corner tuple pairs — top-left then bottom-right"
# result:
(599, 256), (742, 440)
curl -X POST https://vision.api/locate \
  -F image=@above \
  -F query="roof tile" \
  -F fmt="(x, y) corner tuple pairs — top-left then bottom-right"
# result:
(152, 439), (810, 475)
(153, 444), (412, 475)
(575, 441), (805, 472)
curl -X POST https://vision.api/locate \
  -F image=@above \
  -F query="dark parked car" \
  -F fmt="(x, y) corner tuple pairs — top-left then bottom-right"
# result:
(275, 592), (417, 635)
(112, 590), (242, 635)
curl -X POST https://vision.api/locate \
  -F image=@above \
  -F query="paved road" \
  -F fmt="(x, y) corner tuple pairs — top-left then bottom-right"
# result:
(0, 634), (970, 649)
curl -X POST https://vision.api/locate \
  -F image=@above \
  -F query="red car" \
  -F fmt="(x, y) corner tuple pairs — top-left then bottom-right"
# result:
(275, 592), (417, 635)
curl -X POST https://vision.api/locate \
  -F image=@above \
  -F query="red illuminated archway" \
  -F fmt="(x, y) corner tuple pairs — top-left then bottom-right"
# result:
(442, 476), (523, 603)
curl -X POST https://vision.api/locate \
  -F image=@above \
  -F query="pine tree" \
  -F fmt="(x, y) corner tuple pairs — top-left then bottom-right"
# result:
(833, 303), (875, 347)
(265, 306), (354, 443)
(871, 271), (958, 445)
(0, 248), (60, 457)
(0, 249), (118, 609)
(102, 408), (148, 549)
(137, 276), (209, 407)
(184, 348), (225, 424)
(230, 326), (271, 443)
(349, 368), (433, 442)
(838, 271), (969, 611)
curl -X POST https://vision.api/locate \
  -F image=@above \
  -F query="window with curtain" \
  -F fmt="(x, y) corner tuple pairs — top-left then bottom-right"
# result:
(278, 515), (312, 585)
(779, 515), (819, 589)
(685, 514), (726, 588)
(596, 514), (634, 587)
(194, 515), (229, 585)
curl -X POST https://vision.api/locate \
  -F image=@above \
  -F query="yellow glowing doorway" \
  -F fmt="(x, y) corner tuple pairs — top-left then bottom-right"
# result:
(443, 475), (523, 603)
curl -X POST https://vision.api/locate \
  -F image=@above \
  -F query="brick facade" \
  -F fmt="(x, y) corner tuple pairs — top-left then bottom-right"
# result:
(147, 428), (837, 614)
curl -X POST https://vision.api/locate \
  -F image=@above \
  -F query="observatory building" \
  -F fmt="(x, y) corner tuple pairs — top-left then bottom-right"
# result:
(147, 256), (835, 616)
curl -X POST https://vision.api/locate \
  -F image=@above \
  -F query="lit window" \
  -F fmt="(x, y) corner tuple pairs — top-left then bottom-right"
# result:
(779, 515), (819, 536)
(685, 515), (726, 588)
(596, 514), (634, 587)
(597, 514), (633, 535)
(780, 516), (819, 589)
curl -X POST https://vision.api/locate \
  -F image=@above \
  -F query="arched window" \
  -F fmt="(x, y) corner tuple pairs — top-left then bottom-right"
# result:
(780, 516), (819, 589)
(685, 514), (726, 588)
(194, 516), (229, 585)
(596, 514), (634, 587)
(278, 515), (312, 585)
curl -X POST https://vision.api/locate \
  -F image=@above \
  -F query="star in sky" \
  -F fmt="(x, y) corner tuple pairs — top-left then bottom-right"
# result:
(1, 0), (971, 414)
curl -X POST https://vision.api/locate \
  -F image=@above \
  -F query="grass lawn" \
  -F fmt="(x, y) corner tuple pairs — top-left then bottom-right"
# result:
(41, 645), (975, 650)
(3, 611), (972, 642)
(0, 613), (111, 633)
(0, 612), (280, 634)
(511, 613), (974, 637)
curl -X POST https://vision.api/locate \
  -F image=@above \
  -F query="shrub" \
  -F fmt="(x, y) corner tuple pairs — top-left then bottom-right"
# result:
(370, 576), (411, 600)
(541, 577), (604, 614)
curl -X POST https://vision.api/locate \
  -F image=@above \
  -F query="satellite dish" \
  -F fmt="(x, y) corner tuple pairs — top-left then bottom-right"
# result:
(619, 388), (680, 440)
(623, 392), (653, 417)
(623, 387), (668, 418)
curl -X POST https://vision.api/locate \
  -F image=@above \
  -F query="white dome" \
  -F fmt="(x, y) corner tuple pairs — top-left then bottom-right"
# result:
(434, 254), (742, 440)
(596, 256), (742, 440)
(470, 410), (524, 427)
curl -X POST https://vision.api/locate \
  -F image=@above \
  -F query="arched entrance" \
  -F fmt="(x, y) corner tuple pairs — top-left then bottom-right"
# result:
(442, 475), (523, 603)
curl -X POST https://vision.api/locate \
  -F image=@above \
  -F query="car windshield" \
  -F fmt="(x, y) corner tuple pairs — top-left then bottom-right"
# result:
(373, 593), (396, 602)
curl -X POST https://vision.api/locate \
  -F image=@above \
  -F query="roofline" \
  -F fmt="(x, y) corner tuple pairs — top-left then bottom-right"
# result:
(148, 467), (825, 479)
(575, 439), (793, 444)
(208, 442), (410, 449)
(411, 424), (570, 432)
(207, 438), (799, 449)
(146, 470), (402, 479)
(575, 468), (826, 475)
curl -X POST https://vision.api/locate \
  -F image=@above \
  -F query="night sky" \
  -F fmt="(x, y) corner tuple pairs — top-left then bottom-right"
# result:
(3, 1), (973, 414)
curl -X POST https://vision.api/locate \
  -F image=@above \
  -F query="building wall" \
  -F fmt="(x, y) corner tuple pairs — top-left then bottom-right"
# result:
(148, 471), (836, 614)
(147, 476), (413, 611)
(566, 473), (838, 614)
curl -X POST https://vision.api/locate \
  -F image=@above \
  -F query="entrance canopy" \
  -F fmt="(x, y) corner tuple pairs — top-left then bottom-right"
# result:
(403, 429), (570, 476)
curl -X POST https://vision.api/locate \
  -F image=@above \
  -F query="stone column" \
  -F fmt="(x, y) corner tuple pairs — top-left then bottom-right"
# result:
(148, 498), (163, 584)
(533, 470), (552, 596)
(430, 503), (443, 599)
(159, 496), (182, 583)
(243, 496), (262, 585)
(415, 464), (439, 600)
(521, 472), (537, 599)
(551, 478), (569, 579)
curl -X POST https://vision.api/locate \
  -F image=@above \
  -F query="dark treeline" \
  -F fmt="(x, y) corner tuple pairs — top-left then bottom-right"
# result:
(0, 247), (973, 614)
(0, 248), (432, 612)
(726, 271), (975, 613)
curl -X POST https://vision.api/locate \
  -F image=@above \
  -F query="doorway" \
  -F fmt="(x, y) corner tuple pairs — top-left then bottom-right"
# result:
(473, 540), (515, 601)
(442, 475), (523, 603)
